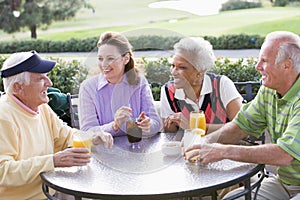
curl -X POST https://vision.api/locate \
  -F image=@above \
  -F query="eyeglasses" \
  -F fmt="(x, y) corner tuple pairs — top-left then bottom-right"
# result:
(98, 55), (122, 66)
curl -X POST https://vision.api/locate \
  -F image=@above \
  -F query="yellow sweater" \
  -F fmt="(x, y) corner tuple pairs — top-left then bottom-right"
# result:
(0, 95), (73, 200)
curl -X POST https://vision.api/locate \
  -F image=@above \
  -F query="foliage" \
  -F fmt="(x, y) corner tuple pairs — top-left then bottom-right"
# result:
(143, 57), (261, 101)
(221, 0), (262, 11)
(143, 57), (172, 87)
(0, 55), (6, 91)
(0, 34), (265, 53)
(0, 56), (88, 94)
(211, 57), (260, 82)
(47, 58), (88, 94)
(0, 0), (92, 38)
(204, 34), (264, 49)
(129, 35), (181, 51)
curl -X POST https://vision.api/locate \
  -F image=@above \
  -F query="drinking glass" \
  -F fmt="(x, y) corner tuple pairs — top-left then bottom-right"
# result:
(189, 110), (206, 132)
(126, 118), (142, 149)
(183, 129), (205, 163)
(72, 130), (93, 153)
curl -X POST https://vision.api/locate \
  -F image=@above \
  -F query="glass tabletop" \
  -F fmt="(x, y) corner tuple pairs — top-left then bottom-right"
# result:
(40, 132), (263, 199)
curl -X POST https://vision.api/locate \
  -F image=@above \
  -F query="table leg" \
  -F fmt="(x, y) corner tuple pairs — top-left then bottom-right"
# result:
(42, 183), (59, 200)
(244, 178), (251, 200)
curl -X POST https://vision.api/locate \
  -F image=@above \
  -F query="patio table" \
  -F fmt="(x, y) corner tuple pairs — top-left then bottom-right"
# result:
(40, 132), (264, 200)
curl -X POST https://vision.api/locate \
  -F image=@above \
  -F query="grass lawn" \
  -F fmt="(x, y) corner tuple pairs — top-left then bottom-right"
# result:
(1, 0), (300, 41)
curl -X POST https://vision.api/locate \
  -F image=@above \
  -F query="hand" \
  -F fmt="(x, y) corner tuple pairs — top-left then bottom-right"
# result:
(137, 111), (151, 133)
(53, 148), (91, 167)
(184, 142), (224, 164)
(164, 112), (189, 130)
(113, 106), (132, 131)
(92, 131), (114, 148)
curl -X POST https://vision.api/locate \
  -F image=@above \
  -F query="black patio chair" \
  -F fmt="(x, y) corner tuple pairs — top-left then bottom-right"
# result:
(66, 93), (80, 129)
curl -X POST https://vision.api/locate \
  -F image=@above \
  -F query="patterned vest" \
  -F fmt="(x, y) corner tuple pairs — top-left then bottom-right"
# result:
(164, 73), (228, 124)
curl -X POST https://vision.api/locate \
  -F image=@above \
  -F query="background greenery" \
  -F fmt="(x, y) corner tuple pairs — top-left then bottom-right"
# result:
(1, 0), (300, 41)
(0, 0), (297, 100)
(0, 55), (260, 101)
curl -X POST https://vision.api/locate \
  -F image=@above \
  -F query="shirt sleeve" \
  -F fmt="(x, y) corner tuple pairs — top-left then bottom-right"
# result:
(140, 80), (162, 134)
(0, 119), (54, 187)
(233, 87), (267, 138)
(219, 75), (243, 108)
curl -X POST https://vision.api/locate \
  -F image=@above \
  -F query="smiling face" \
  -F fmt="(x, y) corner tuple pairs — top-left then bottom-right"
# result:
(14, 72), (53, 111)
(256, 41), (288, 93)
(170, 54), (202, 89)
(97, 44), (129, 84)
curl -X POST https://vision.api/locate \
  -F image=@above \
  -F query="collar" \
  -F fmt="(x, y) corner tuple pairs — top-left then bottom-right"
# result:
(174, 74), (212, 101)
(97, 74), (128, 90)
(281, 76), (300, 102)
(9, 94), (39, 115)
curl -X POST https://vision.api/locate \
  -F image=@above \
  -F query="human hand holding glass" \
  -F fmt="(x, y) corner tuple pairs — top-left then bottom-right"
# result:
(183, 129), (206, 163)
(126, 117), (142, 149)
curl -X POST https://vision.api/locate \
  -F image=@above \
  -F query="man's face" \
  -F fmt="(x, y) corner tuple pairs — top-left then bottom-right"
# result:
(256, 41), (287, 91)
(18, 73), (53, 111)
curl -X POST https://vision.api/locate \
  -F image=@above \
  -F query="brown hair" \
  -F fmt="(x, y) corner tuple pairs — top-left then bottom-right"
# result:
(97, 31), (139, 85)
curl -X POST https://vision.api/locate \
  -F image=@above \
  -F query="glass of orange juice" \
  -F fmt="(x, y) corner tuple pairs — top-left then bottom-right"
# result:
(72, 130), (93, 153)
(189, 110), (206, 132)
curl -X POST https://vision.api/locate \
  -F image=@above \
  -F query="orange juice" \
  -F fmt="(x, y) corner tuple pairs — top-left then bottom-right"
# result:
(72, 139), (92, 153)
(189, 111), (206, 132)
(72, 130), (93, 153)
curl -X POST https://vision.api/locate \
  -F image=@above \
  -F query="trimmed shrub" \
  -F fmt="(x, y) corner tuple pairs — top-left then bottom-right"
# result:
(144, 56), (261, 101)
(221, 0), (262, 11)
(0, 34), (265, 53)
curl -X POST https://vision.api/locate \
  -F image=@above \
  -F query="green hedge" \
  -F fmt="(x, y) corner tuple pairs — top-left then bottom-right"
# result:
(143, 56), (260, 100)
(0, 56), (260, 101)
(0, 34), (264, 53)
(0, 57), (88, 94)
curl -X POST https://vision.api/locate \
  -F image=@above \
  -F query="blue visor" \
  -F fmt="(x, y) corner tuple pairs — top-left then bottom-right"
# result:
(0, 51), (56, 78)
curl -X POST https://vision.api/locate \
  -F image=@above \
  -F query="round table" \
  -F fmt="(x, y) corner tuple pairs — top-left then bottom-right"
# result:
(40, 132), (264, 200)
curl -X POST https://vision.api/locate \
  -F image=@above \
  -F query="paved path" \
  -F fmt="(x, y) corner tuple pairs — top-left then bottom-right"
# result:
(134, 49), (260, 58)
(43, 49), (260, 59)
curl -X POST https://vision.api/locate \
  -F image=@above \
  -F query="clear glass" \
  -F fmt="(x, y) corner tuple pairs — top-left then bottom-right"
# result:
(183, 129), (205, 163)
(126, 118), (142, 149)
(189, 110), (206, 132)
(72, 130), (93, 153)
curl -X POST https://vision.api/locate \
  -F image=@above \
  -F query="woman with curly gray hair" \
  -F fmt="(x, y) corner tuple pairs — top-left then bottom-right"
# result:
(160, 37), (243, 133)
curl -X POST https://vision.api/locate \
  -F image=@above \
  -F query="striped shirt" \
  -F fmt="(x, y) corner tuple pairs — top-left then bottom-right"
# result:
(233, 77), (300, 186)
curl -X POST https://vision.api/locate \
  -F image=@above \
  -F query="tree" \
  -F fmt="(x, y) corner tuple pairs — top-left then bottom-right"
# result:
(0, 0), (92, 39)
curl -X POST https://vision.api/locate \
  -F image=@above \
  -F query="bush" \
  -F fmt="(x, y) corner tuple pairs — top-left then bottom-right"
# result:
(143, 56), (261, 101)
(0, 55), (6, 91)
(0, 56), (88, 94)
(47, 58), (88, 94)
(0, 34), (264, 53)
(143, 57), (172, 100)
(221, 0), (262, 11)
(211, 57), (260, 82)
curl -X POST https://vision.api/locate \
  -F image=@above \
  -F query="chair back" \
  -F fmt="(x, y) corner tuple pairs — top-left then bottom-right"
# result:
(234, 81), (265, 144)
(234, 81), (261, 102)
(67, 93), (80, 129)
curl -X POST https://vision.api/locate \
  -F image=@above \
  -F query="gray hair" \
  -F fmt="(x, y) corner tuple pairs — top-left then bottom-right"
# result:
(2, 52), (32, 94)
(173, 37), (216, 72)
(265, 31), (300, 73)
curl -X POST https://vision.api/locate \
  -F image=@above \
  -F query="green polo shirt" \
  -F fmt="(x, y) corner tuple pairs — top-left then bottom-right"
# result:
(233, 77), (300, 186)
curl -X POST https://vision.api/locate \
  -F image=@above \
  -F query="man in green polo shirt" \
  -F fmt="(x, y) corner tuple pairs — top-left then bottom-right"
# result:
(185, 31), (300, 199)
